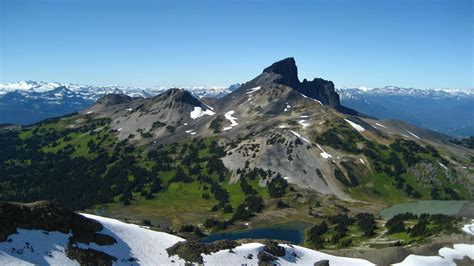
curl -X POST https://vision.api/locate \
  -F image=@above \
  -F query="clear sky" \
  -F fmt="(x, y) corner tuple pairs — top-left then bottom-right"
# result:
(1, 0), (472, 89)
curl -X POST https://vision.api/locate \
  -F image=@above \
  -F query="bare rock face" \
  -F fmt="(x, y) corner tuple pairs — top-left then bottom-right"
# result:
(260, 57), (354, 114)
(95, 94), (133, 107)
(314, 260), (330, 266)
(262, 57), (300, 89)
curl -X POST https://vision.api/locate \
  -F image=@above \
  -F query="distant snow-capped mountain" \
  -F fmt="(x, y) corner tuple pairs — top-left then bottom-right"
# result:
(337, 86), (474, 98)
(0, 81), (240, 125)
(336, 86), (474, 137)
(0, 80), (238, 99)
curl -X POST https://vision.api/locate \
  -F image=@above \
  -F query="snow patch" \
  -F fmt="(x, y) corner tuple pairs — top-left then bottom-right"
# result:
(462, 220), (474, 235)
(223, 110), (238, 130)
(316, 144), (332, 159)
(375, 122), (386, 128)
(201, 102), (214, 111)
(284, 103), (291, 112)
(86, 111), (93, 114)
(185, 129), (197, 135)
(406, 130), (420, 139)
(344, 119), (365, 132)
(298, 119), (310, 128)
(359, 158), (365, 165)
(126, 108), (133, 111)
(299, 92), (323, 105)
(245, 86), (261, 94)
(289, 130), (310, 143)
(190, 106), (215, 119)
(438, 162), (448, 170)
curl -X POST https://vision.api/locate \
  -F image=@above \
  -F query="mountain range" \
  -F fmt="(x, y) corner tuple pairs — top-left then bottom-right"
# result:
(1, 80), (473, 139)
(1, 79), (472, 138)
(0, 81), (238, 125)
(337, 86), (474, 137)
(1, 58), (473, 265)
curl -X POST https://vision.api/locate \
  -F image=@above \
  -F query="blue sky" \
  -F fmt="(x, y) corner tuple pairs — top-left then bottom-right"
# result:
(1, 0), (472, 88)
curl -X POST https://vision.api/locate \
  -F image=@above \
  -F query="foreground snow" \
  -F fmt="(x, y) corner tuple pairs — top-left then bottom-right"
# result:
(78, 214), (185, 264)
(462, 220), (474, 235)
(2, 214), (474, 265)
(0, 229), (77, 265)
(202, 243), (373, 266)
(394, 244), (474, 266)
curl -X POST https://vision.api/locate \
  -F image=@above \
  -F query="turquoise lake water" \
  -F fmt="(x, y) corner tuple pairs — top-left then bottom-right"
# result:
(379, 200), (468, 219)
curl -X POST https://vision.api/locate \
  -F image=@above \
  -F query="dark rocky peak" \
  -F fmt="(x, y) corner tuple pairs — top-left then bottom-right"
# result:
(299, 78), (338, 106)
(154, 88), (203, 107)
(262, 57), (299, 88)
(261, 58), (359, 115)
(218, 57), (359, 115)
(95, 93), (133, 107)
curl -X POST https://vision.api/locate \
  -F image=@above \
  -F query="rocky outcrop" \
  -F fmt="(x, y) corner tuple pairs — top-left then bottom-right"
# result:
(314, 260), (330, 266)
(263, 240), (286, 257)
(0, 201), (117, 264)
(166, 240), (239, 264)
(66, 245), (116, 266)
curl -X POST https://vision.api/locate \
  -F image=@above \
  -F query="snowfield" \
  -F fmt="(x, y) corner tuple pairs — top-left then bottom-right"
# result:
(202, 243), (373, 266)
(190, 106), (215, 119)
(344, 119), (365, 132)
(0, 229), (78, 265)
(393, 244), (474, 266)
(78, 214), (185, 265)
(2, 214), (474, 265)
